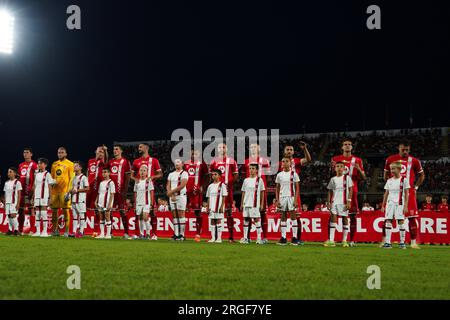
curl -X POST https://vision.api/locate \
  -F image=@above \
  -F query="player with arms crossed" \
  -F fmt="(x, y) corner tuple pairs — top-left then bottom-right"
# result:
(279, 142), (311, 244)
(31, 158), (55, 237)
(209, 143), (239, 243)
(134, 165), (154, 239)
(4, 168), (22, 235)
(167, 159), (189, 240)
(131, 143), (163, 240)
(240, 163), (266, 244)
(275, 158), (301, 245)
(331, 139), (366, 247)
(18, 147), (38, 235)
(383, 141), (424, 249)
(206, 169), (228, 243)
(242, 143), (271, 243)
(50, 147), (75, 236)
(184, 149), (208, 242)
(94, 168), (115, 239)
(86, 146), (108, 236)
(381, 162), (410, 249)
(108, 145), (131, 238)
(324, 162), (353, 247)
(69, 161), (90, 238)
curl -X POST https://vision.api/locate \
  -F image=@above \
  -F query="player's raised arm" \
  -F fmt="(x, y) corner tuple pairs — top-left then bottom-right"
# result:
(299, 141), (312, 165)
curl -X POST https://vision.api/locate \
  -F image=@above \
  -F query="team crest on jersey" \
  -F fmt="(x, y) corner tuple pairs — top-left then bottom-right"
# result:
(343, 166), (349, 174)
(90, 165), (97, 172)
(188, 167), (195, 175)
(21, 168), (27, 176)
(401, 164), (407, 174)
(56, 169), (62, 176)
(111, 166), (119, 173)
(218, 165), (225, 173)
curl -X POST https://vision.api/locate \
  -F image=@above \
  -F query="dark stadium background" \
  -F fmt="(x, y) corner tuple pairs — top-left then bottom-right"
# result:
(0, 0), (449, 182)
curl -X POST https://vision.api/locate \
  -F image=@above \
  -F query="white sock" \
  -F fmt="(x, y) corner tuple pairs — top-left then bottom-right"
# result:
(281, 221), (287, 238)
(411, 239), (416, 246)
(291, 219), (298, 238)
(210, 223), (216, 241)
(35, 212), (41, 234)
(139, 219), (145, 236)
(145, 220), (151, 235)
(106, 221), (111, 236)
(42, 211), (48, 234)
(385, 222), (392, 244)
(217, 224), (222, 240)
(342, 225), (349, 242)
(180, 218), (186, 236)
(255, 221), (262, 241)
(13, 216), (19, 231)
(173, 218), (179, 236)
(243, 221), (249, 239)
(399, 224), (406, 243)
(73, 218), (78, 234)
(80, 213), (85, 233)
(8, 217), (14, 231)
(329, 222), (336, 242)
(100, 220), (105, 236)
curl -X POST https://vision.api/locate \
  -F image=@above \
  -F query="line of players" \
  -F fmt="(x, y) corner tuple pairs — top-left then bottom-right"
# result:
(3, 139), (425, 248)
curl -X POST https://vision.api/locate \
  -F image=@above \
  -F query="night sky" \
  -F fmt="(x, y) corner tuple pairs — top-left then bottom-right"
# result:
(0, 0), (449, 172)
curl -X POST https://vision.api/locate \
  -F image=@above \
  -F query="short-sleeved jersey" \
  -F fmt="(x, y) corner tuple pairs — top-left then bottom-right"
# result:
(51, 159), (74, 195)
(34, 171), (55, 200)
(384, 177), (410, 205)
(384, 154), (423, 188)
(134, 179), (154, 206)
(132, 156), (162, 178)
(206, 182), (228, 212)
(3, 179), (22, 205)
(275, 170), (300, 197)
(87, 158), (107, 192)
(71, 174), (89, 203)
(421, 203), (436, 211)
(98, 179), (116, 208)
(241, 176), (266, 209)
(331, 155), (364, 192)
(18, 160), (38, 197)
(242, 156), (270, 185)
(438, 203), (449, 212)
(209, 156), (238, 185)
(184, 160), (208, 191)
(278, 157), (303, 175)
(167, 170), (189, 195)
(108, 157), (131, 193)
(327, 175), (354, 205)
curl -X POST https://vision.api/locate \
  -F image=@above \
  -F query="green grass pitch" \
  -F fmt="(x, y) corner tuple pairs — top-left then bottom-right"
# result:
(1, 234), (449, 300)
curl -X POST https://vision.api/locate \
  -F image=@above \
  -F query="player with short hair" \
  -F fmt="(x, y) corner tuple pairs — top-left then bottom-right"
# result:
(206, 169), (228, 243)
(3, 167), (22, 235)
(50, 147), (75, 236)
(131, 143), (163, 240)
(383, 141), (424, 249)
(87, 145), (108, 236)
(69, 161), (90, 238)
(167, 159), (189, 241)
(324, 162), (353, 247)
(421, 194), (436, 211)
(18, 147), (38, 235)
(184, 149), (208, 242)
(133, 165), (154, 239)
(275, 157), (301, 245)
(108, 145), (132, 239)
(31, 158), (55, 237)
(242, 143), (271, 244)
(278, 142), (311, 244)
(209, 143), (239, 242)
(331, 139), (366, 247)
(381, 162), (409, 249)
(240, 163), (266, 244)
(94, 168), (115, 239)
(438, 195), (448, 213)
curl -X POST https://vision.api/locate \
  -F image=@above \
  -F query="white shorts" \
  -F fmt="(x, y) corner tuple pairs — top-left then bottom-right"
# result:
(330, 204), (349, 217)
(5, 204), (18, 215)
(385, 203), (405, 220)
(279, 197), (296, 212)
(243, 207), (261, 218)
(34, 198), (49, 207)
(209, 211), (224, 219)
(169, 195), (187, 211)
(135, 205), (151, 216)
(72, 203), (87, 216)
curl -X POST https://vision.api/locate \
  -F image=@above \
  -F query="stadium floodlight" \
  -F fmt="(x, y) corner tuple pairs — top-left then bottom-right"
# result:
(0, 9), (14, 54)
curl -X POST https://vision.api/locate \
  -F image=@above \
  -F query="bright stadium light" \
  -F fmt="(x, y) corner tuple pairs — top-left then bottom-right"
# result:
(0, 9), (14, 54)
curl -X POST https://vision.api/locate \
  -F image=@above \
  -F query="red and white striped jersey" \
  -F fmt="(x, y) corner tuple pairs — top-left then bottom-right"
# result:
(275, 170), (300, 197)
(241, 176), (265, 209)
(243, 156), (270, 185)
(134, 179), (154, 206)
(87, 158), (107, 192)
(34, 171), (55, 201)
(184, 160), (208, 191)
(108, 157), (131, 194)
(18, 161), (38, 197)
(3, 179), (22, 205)
(384, 154), (423, 188)
(327, 175), (353, 205)
(206, 182), (228, 213)
(331, 155), (364, 192)
(71, 174), (89, 203)
(385, 177), (410, 205)
(132, 156), (162, 179)
(209, 156), (238, 185)
(98, 179), (115, 208)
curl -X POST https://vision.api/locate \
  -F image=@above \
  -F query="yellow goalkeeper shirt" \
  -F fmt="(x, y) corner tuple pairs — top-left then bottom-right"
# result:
(51, 159), (75, 195)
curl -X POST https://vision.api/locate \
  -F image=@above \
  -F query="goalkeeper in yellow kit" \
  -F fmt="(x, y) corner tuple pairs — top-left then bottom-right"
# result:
(50, 147), (75, 236)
